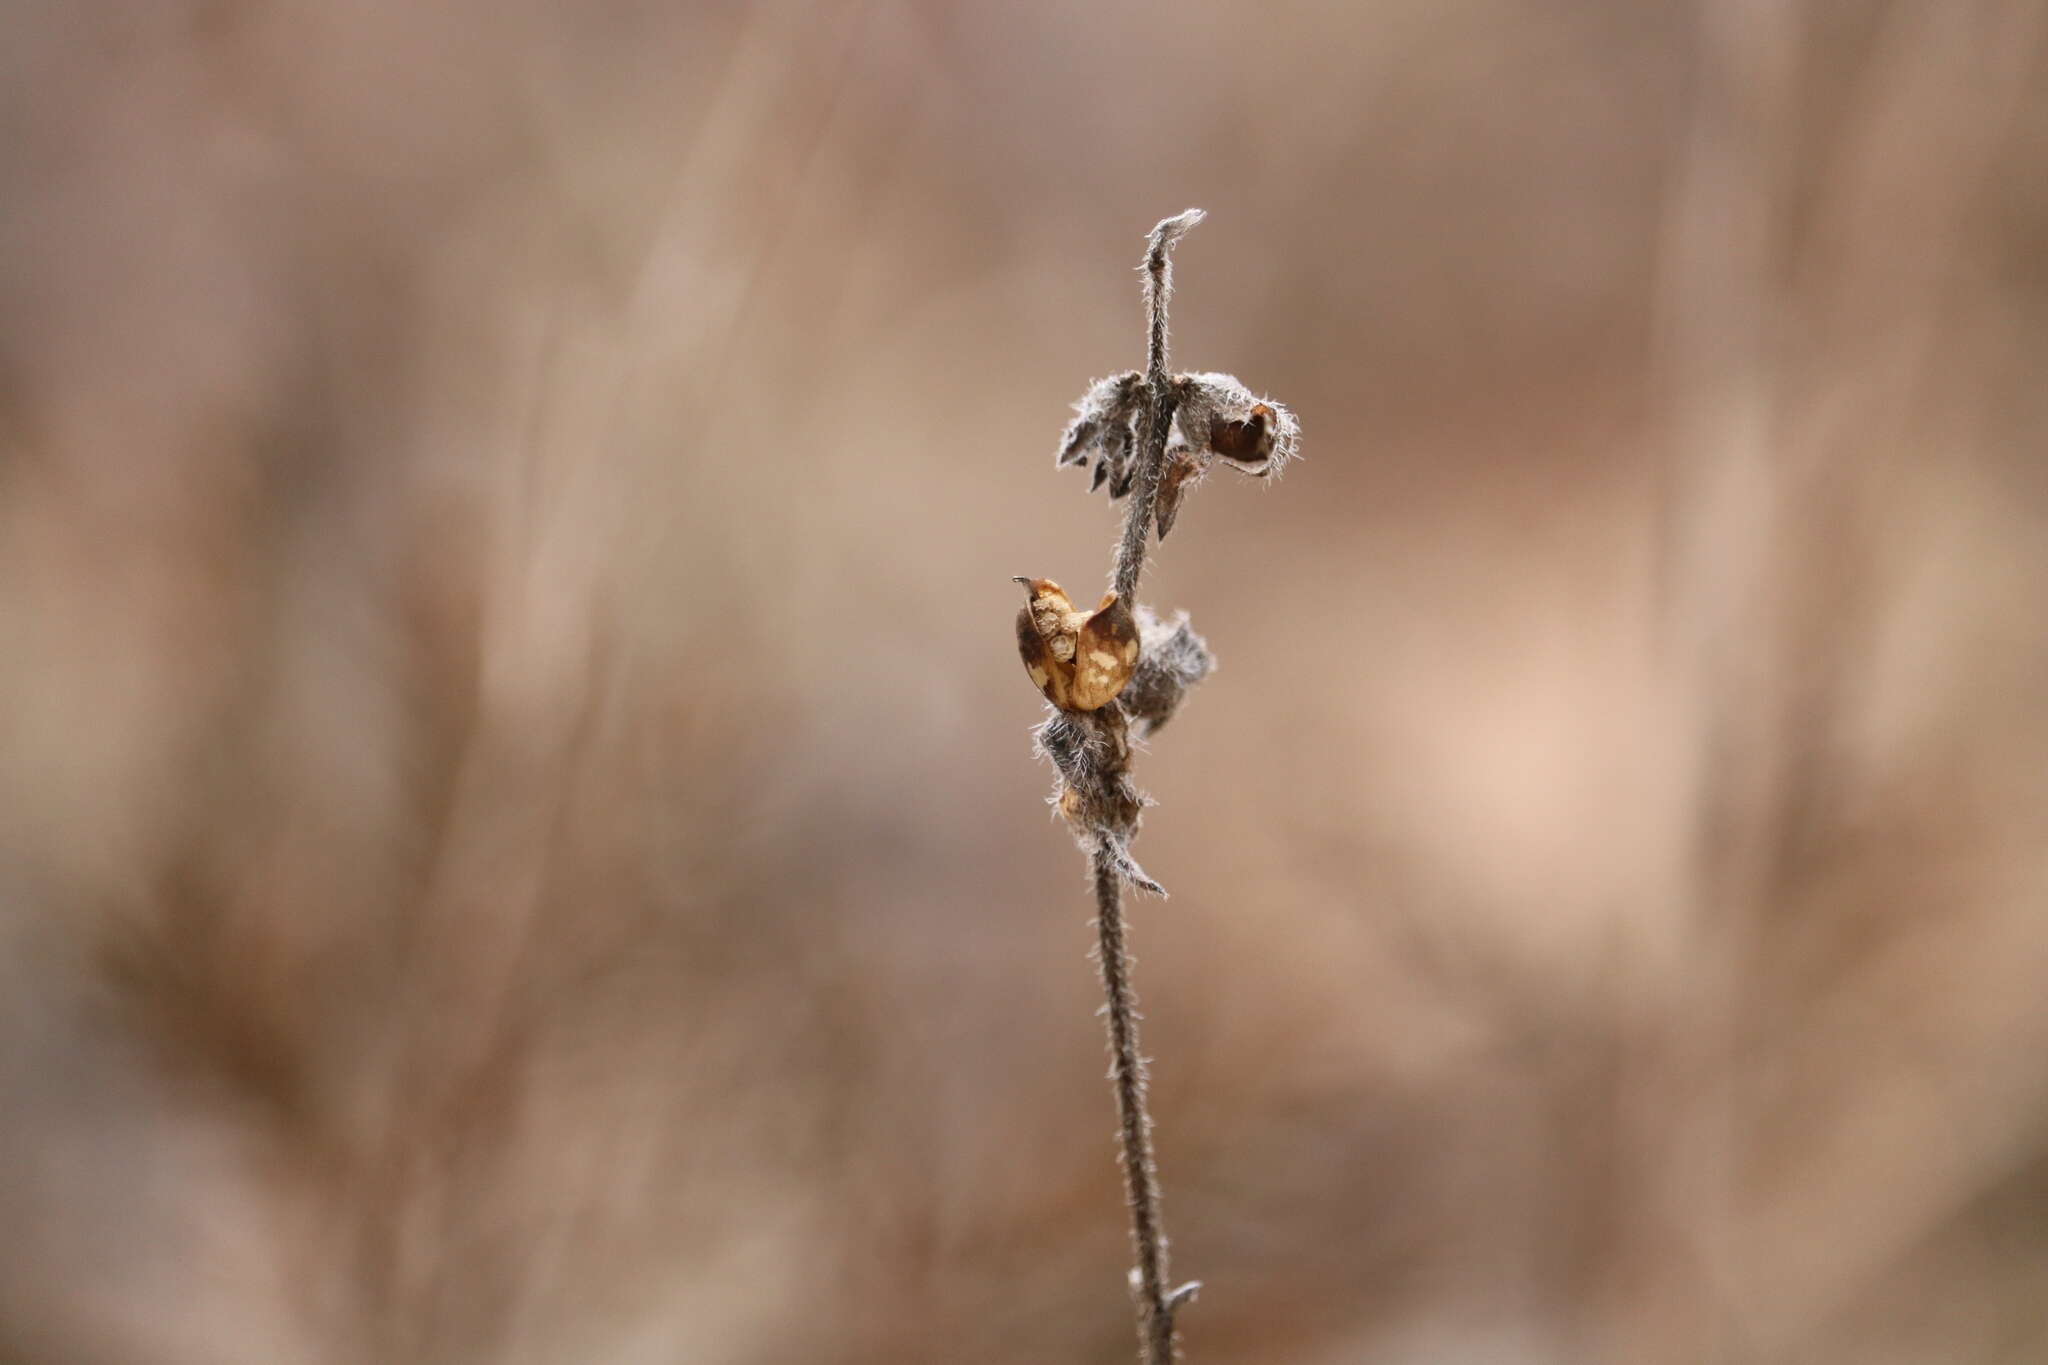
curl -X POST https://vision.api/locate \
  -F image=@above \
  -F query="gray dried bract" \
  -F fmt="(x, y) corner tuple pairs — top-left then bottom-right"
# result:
(1120, 608), (1215, 736)
(1056, 371), (1143, 486)
(1097, 419), (1137, 498)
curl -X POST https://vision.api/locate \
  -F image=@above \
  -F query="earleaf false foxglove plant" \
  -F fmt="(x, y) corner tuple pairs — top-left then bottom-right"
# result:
(1013, 209), (1299, 1365)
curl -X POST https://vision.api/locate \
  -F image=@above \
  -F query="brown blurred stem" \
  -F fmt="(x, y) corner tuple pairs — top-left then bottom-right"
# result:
(1096, 210), (1205, 1363)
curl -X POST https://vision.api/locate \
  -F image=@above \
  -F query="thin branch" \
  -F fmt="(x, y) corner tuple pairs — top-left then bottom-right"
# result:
(1101, 210), (1206, 1364)
(1017, 207), (1293, 1365)
(1093, 838), (1187, 1363)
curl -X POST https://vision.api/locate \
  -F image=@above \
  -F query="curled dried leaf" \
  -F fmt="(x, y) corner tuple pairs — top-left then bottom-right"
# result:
(1013, 577), (1141, 711)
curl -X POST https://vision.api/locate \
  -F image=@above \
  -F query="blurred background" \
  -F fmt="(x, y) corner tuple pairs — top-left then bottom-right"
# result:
(3, 1), (2047, 1361)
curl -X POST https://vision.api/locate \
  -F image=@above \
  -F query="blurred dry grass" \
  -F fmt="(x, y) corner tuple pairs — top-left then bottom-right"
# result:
(3, 1), (2048, 1361)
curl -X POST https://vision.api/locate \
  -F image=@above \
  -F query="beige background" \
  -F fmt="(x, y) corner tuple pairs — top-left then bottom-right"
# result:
(2, 2), (2047, 1361)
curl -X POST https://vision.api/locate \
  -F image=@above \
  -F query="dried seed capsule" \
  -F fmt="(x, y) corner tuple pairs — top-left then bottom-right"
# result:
(1209, 403), (1277, 469)
(1172, 372), (1299, 478)
(1013, 577), (1141, 711)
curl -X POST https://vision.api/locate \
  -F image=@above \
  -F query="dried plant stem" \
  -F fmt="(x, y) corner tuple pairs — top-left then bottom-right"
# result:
(1092, 838), (1182, 1364)
(1095, 211), (1205, 1364)
(1024, 207), (1286, 1363)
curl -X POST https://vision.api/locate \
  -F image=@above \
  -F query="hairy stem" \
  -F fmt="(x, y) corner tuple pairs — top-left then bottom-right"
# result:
(1093, 839), (1178, 1364)
(1093, 209), (1208, 1362)
(1113, 209), (1203, 604)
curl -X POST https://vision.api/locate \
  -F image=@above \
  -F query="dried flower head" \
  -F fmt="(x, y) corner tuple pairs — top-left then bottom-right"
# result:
(1055, 370), (1297, 541)
(1014, 577), (1140, 712)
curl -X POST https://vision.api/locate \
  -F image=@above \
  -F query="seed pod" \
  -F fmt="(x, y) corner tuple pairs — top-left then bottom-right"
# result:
(1013, 577), (1141, 711)
(1171, 371), (1299, 478)
(1209, 403), (1278, 469)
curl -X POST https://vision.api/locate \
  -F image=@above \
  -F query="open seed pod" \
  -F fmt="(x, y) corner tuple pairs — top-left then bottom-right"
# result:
(1170, 372), (1299, 477)
(1014, 577), (1140, 711)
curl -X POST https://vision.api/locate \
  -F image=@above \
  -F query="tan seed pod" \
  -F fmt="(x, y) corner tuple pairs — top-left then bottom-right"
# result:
(1013, 577), (1141, 711)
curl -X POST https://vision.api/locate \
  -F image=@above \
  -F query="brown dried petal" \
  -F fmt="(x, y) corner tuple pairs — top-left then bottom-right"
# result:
(1154, 449), (1206, 540)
